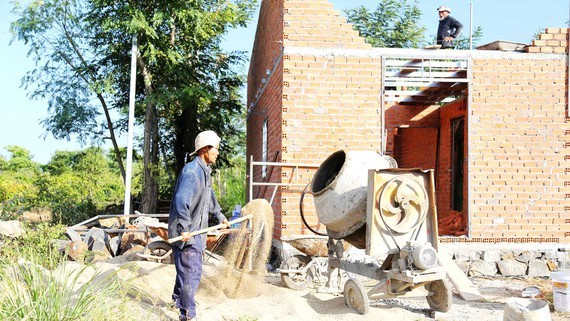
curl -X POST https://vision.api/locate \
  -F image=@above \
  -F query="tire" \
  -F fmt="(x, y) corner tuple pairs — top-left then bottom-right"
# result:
(344, 278), (369, 315)
(280, 255), (313, 290)
(425, 279), (452, 312)
(144, 240), (173, 264)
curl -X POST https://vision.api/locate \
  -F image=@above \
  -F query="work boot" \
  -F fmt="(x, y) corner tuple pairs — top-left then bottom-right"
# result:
(179, 309), (188, 321)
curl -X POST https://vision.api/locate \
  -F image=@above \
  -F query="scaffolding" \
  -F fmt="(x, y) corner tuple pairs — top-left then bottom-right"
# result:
(248, 155), (319, 205)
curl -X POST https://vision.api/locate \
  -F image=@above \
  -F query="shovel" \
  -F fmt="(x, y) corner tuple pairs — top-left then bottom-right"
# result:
(167, 214), (252, 243)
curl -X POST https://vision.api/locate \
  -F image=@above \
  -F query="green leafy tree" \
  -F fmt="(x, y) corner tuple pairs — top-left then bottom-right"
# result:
(345, 0), (426, 48)
(37, 148), (124, 224)
(11, 0), (128, 181)
(86, 0), (255, 211)
(12, 0), (257, 213)
(0, 146), (40, 219)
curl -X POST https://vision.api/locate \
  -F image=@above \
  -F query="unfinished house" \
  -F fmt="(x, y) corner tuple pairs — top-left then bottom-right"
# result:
(246, 0), (570, 271)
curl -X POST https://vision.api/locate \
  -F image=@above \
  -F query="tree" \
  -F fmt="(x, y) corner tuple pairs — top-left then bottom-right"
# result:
(86, 0), (255, 212)
(37, 148), (125, 224)
(345, 0), (426, 48)
(12, 0), (257, 213)
(11, 0), (128, 181)
(0, 146), (40, 219)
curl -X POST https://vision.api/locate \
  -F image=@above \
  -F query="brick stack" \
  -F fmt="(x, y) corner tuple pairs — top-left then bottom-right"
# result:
(526, 27), (569, 53)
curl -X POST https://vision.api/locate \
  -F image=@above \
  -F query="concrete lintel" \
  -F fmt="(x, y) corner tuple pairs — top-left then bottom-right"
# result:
(284, 46), (566, 61)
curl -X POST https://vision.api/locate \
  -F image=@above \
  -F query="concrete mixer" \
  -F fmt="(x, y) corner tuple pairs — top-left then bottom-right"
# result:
(311, 150), (452, 315)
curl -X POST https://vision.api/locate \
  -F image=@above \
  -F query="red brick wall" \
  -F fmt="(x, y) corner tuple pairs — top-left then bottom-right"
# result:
(469, 54), (569, 242)
(247, 0), (284, 238)
(394, 127), (438, 170)
(437, 99), (468, 230)
(248, 0), (570, 243)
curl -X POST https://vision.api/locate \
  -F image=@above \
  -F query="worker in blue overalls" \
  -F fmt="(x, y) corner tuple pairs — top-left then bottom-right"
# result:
(168, 130), (230, 321)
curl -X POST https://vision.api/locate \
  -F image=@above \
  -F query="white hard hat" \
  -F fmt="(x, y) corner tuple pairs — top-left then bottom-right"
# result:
(437, 5), (451, 13)
(189, 130), (221, 156)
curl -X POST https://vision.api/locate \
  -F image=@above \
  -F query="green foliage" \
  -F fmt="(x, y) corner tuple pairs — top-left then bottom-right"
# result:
(0, 258), (135, 321)
(345, 0), (426, 48)
(37, 148), (125, 224)
(0, 145), (141, 224)
(449, 26), (484, 50)
(0, 222), (65, 269)
(0, 146), (41, 219)
(213, 157), (246, 216)
(10, 0), (109, 145)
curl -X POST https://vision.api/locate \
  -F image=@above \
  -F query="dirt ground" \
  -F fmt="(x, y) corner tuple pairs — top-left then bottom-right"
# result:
(99, 259), (569, 321)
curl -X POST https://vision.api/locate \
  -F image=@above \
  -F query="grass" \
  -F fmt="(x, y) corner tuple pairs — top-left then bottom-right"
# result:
(0, 222), (152, 320)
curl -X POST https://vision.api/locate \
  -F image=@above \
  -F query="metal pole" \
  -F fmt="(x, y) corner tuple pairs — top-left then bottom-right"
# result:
(123, 35), (138, 218)
(249, 155), (254, 202)
(469, 1), (473, 50)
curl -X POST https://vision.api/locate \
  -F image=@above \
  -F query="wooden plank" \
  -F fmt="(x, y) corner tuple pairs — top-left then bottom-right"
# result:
(438, 249), (483, 301)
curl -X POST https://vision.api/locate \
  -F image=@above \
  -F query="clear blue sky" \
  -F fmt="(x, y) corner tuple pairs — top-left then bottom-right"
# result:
(1, 0), (568, 164)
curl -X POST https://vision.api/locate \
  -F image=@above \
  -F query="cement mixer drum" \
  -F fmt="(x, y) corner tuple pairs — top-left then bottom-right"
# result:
(311, 150), (397, 248)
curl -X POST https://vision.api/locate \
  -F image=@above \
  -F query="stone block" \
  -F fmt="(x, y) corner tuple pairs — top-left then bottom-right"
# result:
(65, 228), (82, 242)
(469, 260), (497, 276)
(528, 259), (550, 277)
(482, 250), (501, 262)
(498, 259), (527, 276)
(515, 251), (533, 263)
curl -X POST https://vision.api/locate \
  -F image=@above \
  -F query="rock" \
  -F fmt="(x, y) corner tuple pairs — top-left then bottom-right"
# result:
(546, 260), (558, 271)
(469, 260), (497, 276)
(501, 252), (515, 260)
(52, 239), (70, 254)
(482, 250), (502, 263)
(119, 226), (149, 254)
(65, 228), (82, 242)
(109, 236), (121, 256)
(99, 217), (123, 228)
(498, 259), (527, 276)
(83, 227), (109, 250)
(66, 240), (89, 262)
(528, 259), (550, 277)
(120, 244), (146, 262)
(515, 251), (533, 263)
(87, 246), (113, 263)
(0, 220), (23, 237)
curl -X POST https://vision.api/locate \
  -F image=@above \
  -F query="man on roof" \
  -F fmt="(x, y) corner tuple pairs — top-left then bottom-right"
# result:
(436, 5), (463, 49)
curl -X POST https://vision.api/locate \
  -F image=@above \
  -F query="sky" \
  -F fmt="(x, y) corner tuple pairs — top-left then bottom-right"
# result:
(1, 0), (569, 164)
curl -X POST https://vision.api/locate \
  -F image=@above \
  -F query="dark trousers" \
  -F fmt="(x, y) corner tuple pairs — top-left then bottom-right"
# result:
(172, 236), (203, 318)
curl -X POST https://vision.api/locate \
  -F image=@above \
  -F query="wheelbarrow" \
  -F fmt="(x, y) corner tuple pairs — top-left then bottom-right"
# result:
(137, 215), (251, 264)
(277, 235), (350, 290)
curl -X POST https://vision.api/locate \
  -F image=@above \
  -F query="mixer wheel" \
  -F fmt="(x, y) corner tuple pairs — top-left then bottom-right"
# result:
(344, 278), (369, 314)
(425, 279), (452, 312)
(280, 255), (313, 290)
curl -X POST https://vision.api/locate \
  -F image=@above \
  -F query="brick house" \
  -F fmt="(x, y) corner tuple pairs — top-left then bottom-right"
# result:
(246, 0), (570, 252)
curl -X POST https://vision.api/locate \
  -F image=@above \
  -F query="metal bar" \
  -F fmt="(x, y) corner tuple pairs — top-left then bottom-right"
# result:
(71, 228), (151, 233)
(249, 155), (254, 202)
(384, 60), (469, 68)
(381, 56), (386, 155)
(70, 216), (100, 229)
(97, 213), (169, 219)
(251, 182), (308, 187)
(124, 35), (138, 220)
(250, 161), (319, 168)
(269, 185), (278, 205)
(384, 77), (469, 83)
